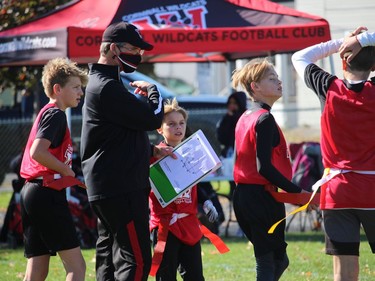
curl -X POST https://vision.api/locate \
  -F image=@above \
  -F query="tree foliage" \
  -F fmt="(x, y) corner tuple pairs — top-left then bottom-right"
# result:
(0, 0), (72, 32)
(0, 0), (72, 92)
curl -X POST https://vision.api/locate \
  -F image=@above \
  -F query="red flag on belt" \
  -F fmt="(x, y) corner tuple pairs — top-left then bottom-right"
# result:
(43, 175), (87, 191)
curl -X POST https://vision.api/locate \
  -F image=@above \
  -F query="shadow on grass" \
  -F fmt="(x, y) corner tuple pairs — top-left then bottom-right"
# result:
(286, 231), (325, 242)
(214, 233), (325, 244)
(213, 231), (368, 244)
(286, 231), (368, 242)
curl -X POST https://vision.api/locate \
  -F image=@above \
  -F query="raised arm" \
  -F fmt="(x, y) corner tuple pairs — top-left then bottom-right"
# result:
(291, 38), (343, 81)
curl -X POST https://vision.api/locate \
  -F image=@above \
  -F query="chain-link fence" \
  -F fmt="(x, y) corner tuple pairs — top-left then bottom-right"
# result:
(0, 108), (226, 185)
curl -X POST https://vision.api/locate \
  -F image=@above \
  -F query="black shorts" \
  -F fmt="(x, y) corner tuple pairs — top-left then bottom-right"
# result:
(20, 181), (80, 258)
(324, 209), (375, 256)
(233, 184), (287, 257)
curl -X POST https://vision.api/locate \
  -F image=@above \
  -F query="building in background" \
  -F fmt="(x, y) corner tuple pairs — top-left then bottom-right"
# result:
(294, 0), (375, 128)
(154, 0), (375, 129)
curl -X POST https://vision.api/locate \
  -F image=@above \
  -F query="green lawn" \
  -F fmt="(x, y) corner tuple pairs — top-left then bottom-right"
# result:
(0, 233), (374, 280)
(0, 191), (12, 213)
(1, 191), (375, 280)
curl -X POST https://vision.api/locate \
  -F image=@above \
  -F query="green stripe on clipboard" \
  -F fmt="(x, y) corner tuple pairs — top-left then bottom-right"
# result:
(150, 163), (178, 202)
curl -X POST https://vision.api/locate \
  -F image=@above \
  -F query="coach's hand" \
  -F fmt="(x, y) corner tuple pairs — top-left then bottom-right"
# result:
(153, 145), (177, 159)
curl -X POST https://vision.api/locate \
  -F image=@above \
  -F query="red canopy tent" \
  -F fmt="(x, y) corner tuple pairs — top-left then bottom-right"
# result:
(0, 0), (331, 66)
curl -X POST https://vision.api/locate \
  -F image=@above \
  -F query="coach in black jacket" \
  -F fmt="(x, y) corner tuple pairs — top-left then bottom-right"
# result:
(81, 22), (164, 281)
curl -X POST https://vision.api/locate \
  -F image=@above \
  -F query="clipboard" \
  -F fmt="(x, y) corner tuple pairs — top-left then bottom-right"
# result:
(149, 129), (222, 207)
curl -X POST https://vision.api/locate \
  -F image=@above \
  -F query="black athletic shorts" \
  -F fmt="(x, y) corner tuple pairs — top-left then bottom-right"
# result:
(20, 181), (80, 258)
(324, 209), (375, 256)
(233, 184), (288, 257)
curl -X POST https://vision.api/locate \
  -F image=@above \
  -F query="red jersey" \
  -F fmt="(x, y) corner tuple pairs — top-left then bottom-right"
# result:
(234, 109), (292, 185)
(149, 142), (202, 246)
(320, 79), (375, 209)
(21, 103), (73, 180)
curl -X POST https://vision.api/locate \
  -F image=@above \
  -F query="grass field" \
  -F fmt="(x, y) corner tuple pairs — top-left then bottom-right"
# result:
(0, 233), (374, 280)
(1, 190), (375, 280)
(0, 190), (11, 214)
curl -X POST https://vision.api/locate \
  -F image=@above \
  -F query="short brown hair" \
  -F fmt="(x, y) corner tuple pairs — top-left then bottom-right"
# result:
(42, 57), (88, 98)
(100, 42), (111, 55)
(345, 46), (375, 72)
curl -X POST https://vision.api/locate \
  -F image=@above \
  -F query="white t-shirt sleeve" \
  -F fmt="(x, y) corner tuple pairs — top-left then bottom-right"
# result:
(357, 32), (375, 47)
(291, 38), (343, 81)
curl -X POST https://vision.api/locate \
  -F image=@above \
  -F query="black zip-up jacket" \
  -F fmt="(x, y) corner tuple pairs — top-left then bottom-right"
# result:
(81, 63), (163, 201)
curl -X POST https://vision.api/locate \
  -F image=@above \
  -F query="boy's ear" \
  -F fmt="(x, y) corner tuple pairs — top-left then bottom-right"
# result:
(53, 83), (61, 96)
(156, 128), (163, 135)
(342, 59), (348, 71)
(250, 81), (258, 92)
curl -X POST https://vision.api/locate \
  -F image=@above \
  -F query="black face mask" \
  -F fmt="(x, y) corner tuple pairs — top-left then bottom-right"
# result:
(117, 53), (142, 73)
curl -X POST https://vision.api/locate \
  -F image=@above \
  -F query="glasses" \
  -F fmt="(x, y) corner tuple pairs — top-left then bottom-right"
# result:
(117, 43), (144, 55)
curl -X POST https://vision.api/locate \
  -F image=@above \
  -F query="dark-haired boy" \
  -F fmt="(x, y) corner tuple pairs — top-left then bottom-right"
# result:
(292, 27), (375, 281)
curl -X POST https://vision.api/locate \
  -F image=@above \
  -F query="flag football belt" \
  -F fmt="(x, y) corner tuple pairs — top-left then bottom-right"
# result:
(32, 174), (86, 191)
(266, 186), (320, 205)
(149, 213), (230, 277)
(268, 167), (375, 234)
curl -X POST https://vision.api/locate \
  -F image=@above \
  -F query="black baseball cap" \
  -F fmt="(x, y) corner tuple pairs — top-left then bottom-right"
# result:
(102, 22), (153, 51)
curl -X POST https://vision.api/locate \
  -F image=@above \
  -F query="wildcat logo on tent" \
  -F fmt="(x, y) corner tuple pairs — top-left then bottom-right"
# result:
(117, 0), (328, 51)
(122, 0), (208, 30)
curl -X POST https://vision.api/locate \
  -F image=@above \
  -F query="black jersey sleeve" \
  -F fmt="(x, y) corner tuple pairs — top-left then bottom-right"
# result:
(304, 64), (337, 109)
(36, 108), (67, 148)
(255, 113), (301, 193)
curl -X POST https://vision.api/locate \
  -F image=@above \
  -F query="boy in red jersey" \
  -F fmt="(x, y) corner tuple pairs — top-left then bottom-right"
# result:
(231, 58), (308, 281)
(292, 27), (375, 281)
(20, 58), (88, 281)
(149, 98), (219, 280)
